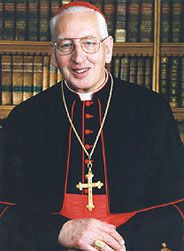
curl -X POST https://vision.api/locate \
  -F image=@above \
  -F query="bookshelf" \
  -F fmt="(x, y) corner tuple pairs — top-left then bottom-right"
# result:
(0, 0), (184, 125)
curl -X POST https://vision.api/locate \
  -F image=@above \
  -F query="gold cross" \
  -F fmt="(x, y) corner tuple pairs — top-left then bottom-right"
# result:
(76, 169), (103, 211)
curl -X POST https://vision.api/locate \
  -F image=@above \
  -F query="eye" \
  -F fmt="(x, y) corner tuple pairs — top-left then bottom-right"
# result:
(83, 39), (97, 47)
(58, 40), (73, 50)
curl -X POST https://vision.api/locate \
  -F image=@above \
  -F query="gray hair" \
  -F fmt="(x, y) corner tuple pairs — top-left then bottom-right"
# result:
(49, 6), (109, 41)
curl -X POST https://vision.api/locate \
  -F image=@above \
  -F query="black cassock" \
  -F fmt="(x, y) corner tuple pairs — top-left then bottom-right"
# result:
(0, 78), (184, 250)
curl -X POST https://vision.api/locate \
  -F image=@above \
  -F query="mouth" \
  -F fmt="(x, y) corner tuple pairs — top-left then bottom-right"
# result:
(72, 67), (90, 74)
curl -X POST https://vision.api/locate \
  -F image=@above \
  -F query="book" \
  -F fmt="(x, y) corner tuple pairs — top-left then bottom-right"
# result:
(51, 0), (62, 17)
(160, 56), (169, 98)
(23, 55), (34, 101)
(126, 0), (140, 42)
(180, 57), (184, 107)
(15, 0), (28, 40)
(39, 0), (50, 41)
(139, 0), (154, 42)
(120, 56), (129, 82)
(42, 55), (50, 90)
(3, 0), (16, 40)
(1, 55), (12, 105)
(57, 68), (62, 83)
(112, 57), (120, 79)
(33, 55), (43, 96)
(115, 0), (126, 42)
(129, 57), (137, 84)
(137, 57), (144, 86)
(49, 64), (57, 87)
(161, 0), (171, 42)
(103, 1), (116, 37)
(144, 57), (152, 89)
(0, 1), (3, 40)
(28, 0), (39, 41)
(171, 1), (183, 42)
(168, 57), (179, 108)
(12, 55), (23, 105)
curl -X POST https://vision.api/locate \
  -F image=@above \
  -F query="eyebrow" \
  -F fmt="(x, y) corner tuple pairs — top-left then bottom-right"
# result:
(57, 36), (97, 41)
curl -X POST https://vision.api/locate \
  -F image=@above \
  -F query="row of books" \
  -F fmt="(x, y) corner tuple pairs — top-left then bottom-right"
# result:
(110, 56), (153, 89)
(0, 0), (155, 42)
(160, 56), (184, 108)
(161, 0), (184, 43)
(1, 54), (184, 108)
(0, 54), (62, 105)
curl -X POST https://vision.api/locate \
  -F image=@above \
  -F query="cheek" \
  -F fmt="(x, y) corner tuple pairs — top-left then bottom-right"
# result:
(56, 56), (70, 69)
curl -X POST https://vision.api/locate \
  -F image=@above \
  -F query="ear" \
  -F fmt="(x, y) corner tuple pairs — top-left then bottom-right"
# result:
(50, 45), (58, 67)
(105, 36), (113, 64)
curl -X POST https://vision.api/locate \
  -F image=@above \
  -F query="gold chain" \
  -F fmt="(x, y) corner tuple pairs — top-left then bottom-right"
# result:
(61, 72), (113, 167)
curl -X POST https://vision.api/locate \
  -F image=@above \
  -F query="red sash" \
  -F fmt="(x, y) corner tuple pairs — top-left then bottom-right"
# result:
(60, 193), (136, 227)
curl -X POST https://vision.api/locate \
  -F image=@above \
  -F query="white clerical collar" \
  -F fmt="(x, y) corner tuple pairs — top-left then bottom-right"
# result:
(64, 69), (108, 101)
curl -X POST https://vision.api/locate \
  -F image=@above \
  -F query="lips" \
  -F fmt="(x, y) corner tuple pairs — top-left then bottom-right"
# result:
(71, 67), (90, 79)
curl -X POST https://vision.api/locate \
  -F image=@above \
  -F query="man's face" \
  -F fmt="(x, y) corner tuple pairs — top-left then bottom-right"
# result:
(51, 11), (113, 93)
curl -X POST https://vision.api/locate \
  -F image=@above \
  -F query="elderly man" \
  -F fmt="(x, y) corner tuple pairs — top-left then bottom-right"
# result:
(0, 2), (184, 251)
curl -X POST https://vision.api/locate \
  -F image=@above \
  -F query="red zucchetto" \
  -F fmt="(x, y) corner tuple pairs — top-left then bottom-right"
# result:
(54, 1), (105, 18)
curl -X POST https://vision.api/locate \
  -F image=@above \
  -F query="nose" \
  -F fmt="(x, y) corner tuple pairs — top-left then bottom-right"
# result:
(71, 43), (86, 64)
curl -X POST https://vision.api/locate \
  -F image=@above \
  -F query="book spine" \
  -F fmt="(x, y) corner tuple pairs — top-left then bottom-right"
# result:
(139, 0), (154, 42)
(161, 0), (171, 42)
(115, 0), (126, 42)
(144, 57), (152, 89)
(120, 57), (130, 82)
(168, 57), (180, 108)
(179, 57), (184, 107)
(42, 55), (50, 90)
(171, 1), (183, 42)
(33, 55), (43, 96)
(137, 57), (144, 86)
(15, 1), (28, 40)
(0, 1), (3, 40)
(49, 64), (57, 87)
(51, 0), (62, 17)
(126, 0), (140, 42)
(112, 56), (121, 79)
(129, 57), (137, 84)
(1, 55), (12, 105)
(28, 0), (39, 41)
(39, 0), (50, 41)
(12, 55), (23, 105)
(3, 0), (16, 40)
(160, 56), (169, 98)
(103, 1), (116, 37)
(23, 55), (34, 101)
(57, 68), (62, 83)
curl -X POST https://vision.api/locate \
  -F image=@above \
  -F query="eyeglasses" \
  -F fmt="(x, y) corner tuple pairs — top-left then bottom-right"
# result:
(52, 36), (108, 55)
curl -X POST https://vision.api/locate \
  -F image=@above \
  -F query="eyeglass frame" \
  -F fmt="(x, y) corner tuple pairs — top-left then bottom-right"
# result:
(51, 36), (109, 55)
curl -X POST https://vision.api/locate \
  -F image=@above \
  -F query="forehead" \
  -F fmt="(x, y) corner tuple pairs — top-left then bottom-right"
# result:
(55, 11), (101, 39)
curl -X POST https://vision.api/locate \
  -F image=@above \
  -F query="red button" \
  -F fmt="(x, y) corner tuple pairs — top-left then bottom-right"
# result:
(85, 129), (93, 135)
(85, 113), (94, 119)
(85, 144), (93, 150)
(85, 101), (93, 107)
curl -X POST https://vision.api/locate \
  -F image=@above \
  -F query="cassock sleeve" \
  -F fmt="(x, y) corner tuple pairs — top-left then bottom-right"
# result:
(0, 110), (68, 251)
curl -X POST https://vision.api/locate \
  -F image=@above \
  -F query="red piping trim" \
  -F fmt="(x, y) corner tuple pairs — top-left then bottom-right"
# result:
(173, 203), (184, 220)
(0, 201), (16, 206)
(0, 205), (12, 219)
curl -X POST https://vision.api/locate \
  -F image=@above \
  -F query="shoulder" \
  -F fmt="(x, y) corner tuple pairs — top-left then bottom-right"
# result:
(6, 83), (61, 122)
(113, 78), (171, 112)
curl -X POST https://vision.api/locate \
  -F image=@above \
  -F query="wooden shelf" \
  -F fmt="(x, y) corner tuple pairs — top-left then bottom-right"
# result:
(172, 108), (184, 120)
(161, 43), (184, 56)
(0, 40), (154, 56)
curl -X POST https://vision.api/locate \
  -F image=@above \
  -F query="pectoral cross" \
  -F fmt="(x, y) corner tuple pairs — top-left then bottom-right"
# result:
(160, 243), (171, 251)
(76, 168), (103, 211)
